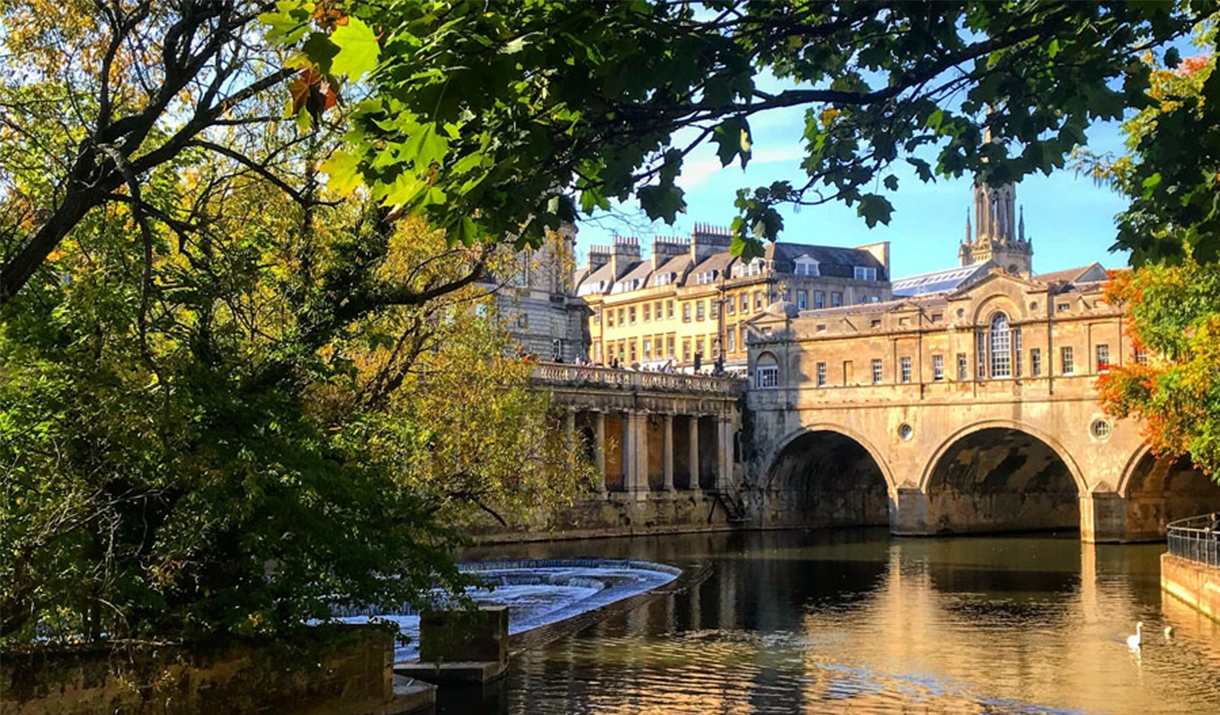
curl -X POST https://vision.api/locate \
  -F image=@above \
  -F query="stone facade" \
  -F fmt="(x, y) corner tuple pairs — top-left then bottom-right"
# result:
(574, 227), (890, 373)
(485, 224), (588, 362)
(745, 268), (1220, 542)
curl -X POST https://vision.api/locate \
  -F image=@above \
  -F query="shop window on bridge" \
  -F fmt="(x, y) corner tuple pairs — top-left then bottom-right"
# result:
(1013, 327), (1023, 377)
(756, 353), (780, 389)
(1096, 343), (1110, 373)
(957, 353), (968, 381)
(1134, 347), (1148, 365)
(932, 354), (944, 381)
(900, 356), (912, 383)
(871, 358), (883, 384)
(1061, 346), (1075, 375)
(816, 362), (827, 387)
(1031, 348), (1042, 376)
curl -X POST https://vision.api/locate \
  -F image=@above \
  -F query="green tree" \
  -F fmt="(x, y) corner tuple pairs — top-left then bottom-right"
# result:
(0, 131), (591, 645)
(3, 1), (1215, 304)
(267, 0), (1210, 263)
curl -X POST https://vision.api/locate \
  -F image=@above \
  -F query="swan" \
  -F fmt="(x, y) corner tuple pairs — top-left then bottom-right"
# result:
(1127, 621), (1143, 649)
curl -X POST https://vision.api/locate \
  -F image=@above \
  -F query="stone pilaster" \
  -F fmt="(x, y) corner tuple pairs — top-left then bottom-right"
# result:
(592, 412), (606, 494)
(688, 417), (700, 491)
(662, 414), (675, 492)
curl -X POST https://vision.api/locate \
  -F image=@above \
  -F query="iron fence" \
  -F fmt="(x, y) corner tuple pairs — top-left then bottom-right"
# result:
(1166, 514), (1220, 568)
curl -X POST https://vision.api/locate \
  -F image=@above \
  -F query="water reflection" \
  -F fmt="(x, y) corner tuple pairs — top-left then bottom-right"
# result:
(445, 531), (1220, 714)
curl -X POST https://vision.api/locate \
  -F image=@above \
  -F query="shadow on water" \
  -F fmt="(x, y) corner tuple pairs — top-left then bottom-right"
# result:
(439, 529), (1220, 715)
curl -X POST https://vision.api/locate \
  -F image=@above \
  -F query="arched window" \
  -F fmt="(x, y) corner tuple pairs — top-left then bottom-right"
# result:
(989, 312), (1011, 378)
(755, 352), (779, 389)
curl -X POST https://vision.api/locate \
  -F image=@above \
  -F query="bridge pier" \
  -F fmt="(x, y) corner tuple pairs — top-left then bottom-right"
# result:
(889, 487), (929, 536)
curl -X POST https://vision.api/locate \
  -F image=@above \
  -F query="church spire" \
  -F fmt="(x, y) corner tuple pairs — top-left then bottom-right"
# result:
(1019, 205), (1025, 242)
(965, 208), (972, 244)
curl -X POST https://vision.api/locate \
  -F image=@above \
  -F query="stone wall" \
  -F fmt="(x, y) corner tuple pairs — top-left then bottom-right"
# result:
(467, 492), (740, 544)
(1, 627), (417, 715)
(1161, 553), (1220, 623)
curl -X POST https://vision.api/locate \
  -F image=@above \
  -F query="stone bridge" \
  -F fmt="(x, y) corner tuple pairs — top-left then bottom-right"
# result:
(744, 271), (1220, 543)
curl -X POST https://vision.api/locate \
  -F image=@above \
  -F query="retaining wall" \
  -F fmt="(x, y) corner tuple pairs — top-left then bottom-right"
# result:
(1161, 553), (1220, 623)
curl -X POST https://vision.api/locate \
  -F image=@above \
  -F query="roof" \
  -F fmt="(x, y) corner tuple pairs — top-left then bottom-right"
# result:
(610, 260), (653, 294)
(1034, 263), (1107, 285)
(891, 262), (994, 297)
(766, 242), (888, 279)
(576, 263), (616, 296)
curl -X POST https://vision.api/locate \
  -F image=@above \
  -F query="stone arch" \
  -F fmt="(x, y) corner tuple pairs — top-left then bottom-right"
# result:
(921, 420), (1084, 535)
(1117, 445), (1220, 540)
(760, 425), (894, 528)
(971, 294), (1022, 327)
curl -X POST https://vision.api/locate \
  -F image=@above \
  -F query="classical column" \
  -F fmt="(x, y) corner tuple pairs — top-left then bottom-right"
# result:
(717, 419), (732, 492)
(592, 412), (606, 493)
(633, 412), (650, 498)
(688, 417), (700, 491)
(662, 414), (675, 492)
(563, 410), (576, 449)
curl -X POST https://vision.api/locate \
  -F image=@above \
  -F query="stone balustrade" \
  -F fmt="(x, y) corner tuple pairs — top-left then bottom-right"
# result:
(533, 362), (743, 395)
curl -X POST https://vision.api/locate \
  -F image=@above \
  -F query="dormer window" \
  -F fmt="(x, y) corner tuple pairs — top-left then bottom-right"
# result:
(695, 270), (718, 285)
(654, 273), (673, 287)
(741, 261), (764, 277)
(854, 266), (878, 281)
(794, 256), (820, 276)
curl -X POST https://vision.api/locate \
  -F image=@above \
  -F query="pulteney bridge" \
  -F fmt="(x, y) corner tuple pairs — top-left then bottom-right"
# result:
(744, 271), (1220, 543)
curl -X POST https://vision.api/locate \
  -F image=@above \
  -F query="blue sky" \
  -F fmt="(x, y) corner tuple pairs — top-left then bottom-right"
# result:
(572, 107), (1133, 280)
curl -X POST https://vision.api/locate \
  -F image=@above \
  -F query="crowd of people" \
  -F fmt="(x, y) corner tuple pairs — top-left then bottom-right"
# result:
(559, 354), (729, 377)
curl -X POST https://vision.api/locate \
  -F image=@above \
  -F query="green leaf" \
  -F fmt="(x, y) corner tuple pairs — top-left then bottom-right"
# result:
(883, 175), (899, 191)
(637, 184), (686, 223)
(857, 194), (893, 228)
(301, 33), (340, 75)
(331, 17), (380, 80)
(711, 117), (752, 168)
(319, 151), (363, 195)
(404, 123), (449, 170)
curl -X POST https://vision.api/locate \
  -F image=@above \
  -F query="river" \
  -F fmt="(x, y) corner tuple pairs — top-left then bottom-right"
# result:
(443, 529), (1220, 715)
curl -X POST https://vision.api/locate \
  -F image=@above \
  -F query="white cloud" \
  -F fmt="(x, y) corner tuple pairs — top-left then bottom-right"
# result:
(676, 143), (807, 191)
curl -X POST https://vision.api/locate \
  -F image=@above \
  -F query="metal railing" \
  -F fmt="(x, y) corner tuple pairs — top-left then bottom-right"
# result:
(532, 362), (743, 395)
(1166, 514), (1220, 568)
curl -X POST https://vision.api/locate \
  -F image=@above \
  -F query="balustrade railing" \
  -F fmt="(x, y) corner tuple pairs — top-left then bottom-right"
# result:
(1166, 514), (1220, 568)
(532, 362), (742, 395)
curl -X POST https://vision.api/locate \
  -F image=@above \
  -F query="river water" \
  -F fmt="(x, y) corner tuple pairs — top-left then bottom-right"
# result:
(446, 529), (1220, 715)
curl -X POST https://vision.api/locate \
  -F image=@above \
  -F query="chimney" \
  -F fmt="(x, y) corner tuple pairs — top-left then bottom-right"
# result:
(855, 241), (890, 279)
(587, 244), (611, 272)
(690, 223), (733, 263)
(652, 235), (690, 269)
(609, 235), (641, 278)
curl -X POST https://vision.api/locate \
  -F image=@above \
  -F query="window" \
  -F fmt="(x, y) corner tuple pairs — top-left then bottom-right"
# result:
(1091, 419), (1112, 439)
(976, 329), (986, 379)
(1134, 347), (1148, 365)
(682, 303), (691, 322)
(741, 260), (764, 277)
(655, 301), (662, 320)
(831, 292), (843, 307)
(667, 300), (675, 319)
(593, 343), (601, 362)
(931, 313), (943, 323)
(814, 291), (825, 309)
(629, 340), (637, 362)
(1061, 346), (1075, 375)
(696, 301), (705, 321)
(643, 338), (652, 360)
(696, 271), (717, 285)
(728, 329), (737, 353)
(629, 306), (637, 324)
(1013, 327), (1023, 377)
(682, 339), (691, 361)
(933, 354), (944, 381)
(794, 257), (820, 276)
(870, 319), (881, 329)
(900, 356), (912, 384)
(797, 290), (808, 310)
(1031, 348), (1042, 377)
(696, 338), (705, 359)
(989, 313), (1011, 378)
(816, 324), (827, 333)
(741, 294), (749, 312)
(854, 266), (878, 281)
(552, 339), (563, 361)
(712, 337), (722, 358)
(517, 314), (528, 329)
(617, 308), (625, 325)
(816, 362), (827, 387)
(1057, 302), (1071, 313)
(754, 291), (763, 310)
(667, 336), (675, 358)
(727, 298), (736, 315)
(756, 365), (779, 389)
(957, 353), (968, 381)
(711, 300), (720, 319)
(593, 307), (601, 324)
(1096, 344), (1110, 372)
(643, 304), (651, 322)
(872, 359), (883, 384)
(606, 310), (615, 327)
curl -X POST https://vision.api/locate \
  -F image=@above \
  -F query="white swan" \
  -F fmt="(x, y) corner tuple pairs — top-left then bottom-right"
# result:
(1127, 621), (1143, 649)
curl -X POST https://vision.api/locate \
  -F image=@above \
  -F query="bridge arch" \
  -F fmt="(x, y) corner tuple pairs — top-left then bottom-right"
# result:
(1117, 445), (1220, 539)
(760, 424), (894, 528)
(921, 420), (1084, 535)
